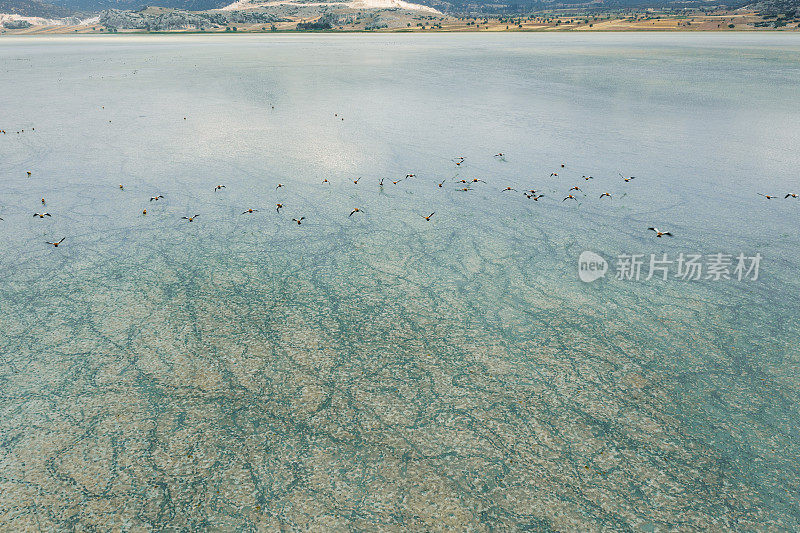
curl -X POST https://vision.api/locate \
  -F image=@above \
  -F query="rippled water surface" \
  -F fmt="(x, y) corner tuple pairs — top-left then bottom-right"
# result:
(1, 33), (800, 530)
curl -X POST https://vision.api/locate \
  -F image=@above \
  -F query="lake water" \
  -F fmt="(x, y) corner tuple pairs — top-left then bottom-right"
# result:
(1, 33), (799, 530)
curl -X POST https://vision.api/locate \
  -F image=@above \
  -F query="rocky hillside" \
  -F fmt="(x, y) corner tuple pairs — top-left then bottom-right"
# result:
(67, 0), (229, 11)
(99, 7), (285, 29)
(748, 0), (800, 24)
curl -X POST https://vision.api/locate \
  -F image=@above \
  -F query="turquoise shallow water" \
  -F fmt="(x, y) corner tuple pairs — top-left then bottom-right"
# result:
(1, 33), (800, 530)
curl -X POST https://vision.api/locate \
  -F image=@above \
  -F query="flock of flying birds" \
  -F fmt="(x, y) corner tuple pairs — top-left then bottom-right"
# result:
(4, 127), (798, 248)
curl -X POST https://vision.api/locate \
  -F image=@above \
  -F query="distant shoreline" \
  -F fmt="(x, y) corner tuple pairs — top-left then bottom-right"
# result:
(2, 28), (800, 36)
(2, 8), (799, 35)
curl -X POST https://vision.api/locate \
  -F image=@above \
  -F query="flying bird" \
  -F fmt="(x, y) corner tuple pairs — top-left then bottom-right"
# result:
(438, 180), (446, 188)
(563, 195), (577, 202)
(214, 185), (226, 192)
(33, 212), (51, 218)
(600, 192), (612, 199)
(276, 183), (284, 189)
(785, 193), (798, 199)
(276, 203), (284, 212)
(352, 178), (361, 184)
(150, 195), (164, 202)
(46, 238), (65, 247)
(569, 186), (582, 192)
(241, 208), (259, 214)
(292, 217), (305, 225)
(349, 208), (362, 217)
(182, 214), (199, 222)
(648, 227), (673, 237)
(502, 187), (517, 192)
(619, 173), (636, 182)
(758, 193), (777, 199)
(422, 213), (435, 221)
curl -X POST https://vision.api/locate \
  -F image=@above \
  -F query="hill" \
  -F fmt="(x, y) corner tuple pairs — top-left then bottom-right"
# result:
(1, 0), (798, 21)
(0, 0), (73, 16)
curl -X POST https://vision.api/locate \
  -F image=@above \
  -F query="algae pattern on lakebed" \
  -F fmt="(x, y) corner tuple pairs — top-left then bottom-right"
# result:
(1, 33), (799, 529)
